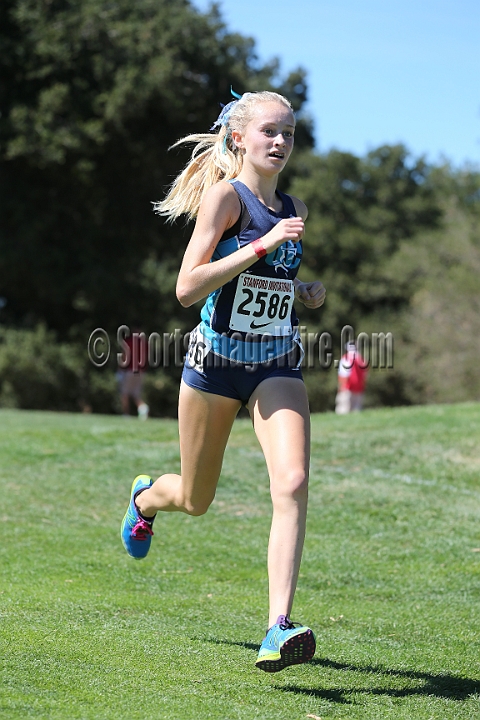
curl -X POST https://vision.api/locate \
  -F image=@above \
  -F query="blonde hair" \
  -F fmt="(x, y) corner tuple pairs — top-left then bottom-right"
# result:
(154, 91), (293, 222)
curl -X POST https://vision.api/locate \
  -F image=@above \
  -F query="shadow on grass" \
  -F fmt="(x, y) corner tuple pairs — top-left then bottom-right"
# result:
(204, 639), (479, 704)
(278, 657), (479, 705)
(203, 638), (261, 653)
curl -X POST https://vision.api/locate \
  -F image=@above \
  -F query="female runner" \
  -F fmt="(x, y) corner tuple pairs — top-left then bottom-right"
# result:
(121, 89), (326, 672)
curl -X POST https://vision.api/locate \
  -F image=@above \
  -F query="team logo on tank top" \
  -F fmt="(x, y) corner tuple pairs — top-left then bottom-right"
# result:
(265, 239), (303, 275)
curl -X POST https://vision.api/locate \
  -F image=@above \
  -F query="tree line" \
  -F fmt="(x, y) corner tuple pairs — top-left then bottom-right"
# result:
(1, 0), (479, 414)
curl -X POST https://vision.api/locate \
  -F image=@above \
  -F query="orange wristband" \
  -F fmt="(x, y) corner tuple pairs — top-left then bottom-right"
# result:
(252, 239), (267, 258)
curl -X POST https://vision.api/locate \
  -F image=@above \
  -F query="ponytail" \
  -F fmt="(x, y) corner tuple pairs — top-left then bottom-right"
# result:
(153, 126), (242, 222)
(154, 90), (293, 223)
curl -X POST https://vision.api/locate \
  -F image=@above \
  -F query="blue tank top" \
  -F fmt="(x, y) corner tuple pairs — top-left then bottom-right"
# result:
(198, 180), (303, 364)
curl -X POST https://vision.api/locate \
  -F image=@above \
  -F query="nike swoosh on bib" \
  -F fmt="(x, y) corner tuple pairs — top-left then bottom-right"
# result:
(250, 321), (272, 330)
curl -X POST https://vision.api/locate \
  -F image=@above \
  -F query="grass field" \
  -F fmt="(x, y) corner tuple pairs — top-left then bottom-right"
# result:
(0, 403), (479, 719)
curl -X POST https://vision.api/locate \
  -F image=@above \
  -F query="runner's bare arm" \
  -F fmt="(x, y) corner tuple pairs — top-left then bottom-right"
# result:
(177, 183), (305, 307)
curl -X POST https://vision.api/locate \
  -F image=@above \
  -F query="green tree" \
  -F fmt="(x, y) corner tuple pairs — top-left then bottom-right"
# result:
(384, 172), (480, 407)
(2, 0), (479, 415)
(285, 155), (480, 410)
(286, 144), (443, 335)
(0, 0), (312, 337)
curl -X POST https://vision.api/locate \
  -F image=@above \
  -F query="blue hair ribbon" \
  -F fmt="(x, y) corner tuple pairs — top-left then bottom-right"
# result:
(210, 86), (243, 132)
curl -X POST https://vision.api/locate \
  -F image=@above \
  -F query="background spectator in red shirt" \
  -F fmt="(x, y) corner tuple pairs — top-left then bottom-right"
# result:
(335, 342), (368, 414)
(116, 330), (149, 419)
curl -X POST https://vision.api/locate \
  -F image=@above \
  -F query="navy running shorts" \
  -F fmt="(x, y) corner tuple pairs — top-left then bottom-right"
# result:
(182, 350), (303, 405)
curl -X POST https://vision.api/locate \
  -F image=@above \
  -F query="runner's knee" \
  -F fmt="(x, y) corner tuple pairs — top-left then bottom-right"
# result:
(271, 468), (309, 505)
(181, 494), (215, 516)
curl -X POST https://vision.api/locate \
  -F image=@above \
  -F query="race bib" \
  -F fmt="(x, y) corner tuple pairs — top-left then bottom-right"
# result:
(230, 273), (294, 336)
(185, 325), (212, 373)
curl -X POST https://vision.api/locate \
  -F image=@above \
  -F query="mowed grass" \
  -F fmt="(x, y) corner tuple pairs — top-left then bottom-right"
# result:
(0, 403), (479, 720)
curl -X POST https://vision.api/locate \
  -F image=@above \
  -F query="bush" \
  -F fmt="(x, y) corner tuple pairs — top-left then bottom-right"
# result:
(0, 325), (181, 416)
(0, 325), (86, 411)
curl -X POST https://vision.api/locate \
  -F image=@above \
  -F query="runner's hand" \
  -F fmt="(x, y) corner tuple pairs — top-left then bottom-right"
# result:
(295, 280), (326, 309)
(261, 217), (305, 253)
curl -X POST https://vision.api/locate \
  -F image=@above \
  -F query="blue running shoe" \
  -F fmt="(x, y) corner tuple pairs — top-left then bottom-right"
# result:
(121, 475), (155, 559)
(255, 615), (316, 673)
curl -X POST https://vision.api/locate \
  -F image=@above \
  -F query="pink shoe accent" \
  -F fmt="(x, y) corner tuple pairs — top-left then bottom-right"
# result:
(131, 519), (154, 540)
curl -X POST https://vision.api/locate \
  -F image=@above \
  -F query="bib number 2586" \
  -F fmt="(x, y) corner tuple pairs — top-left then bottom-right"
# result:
(229, 273), (294, 336)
